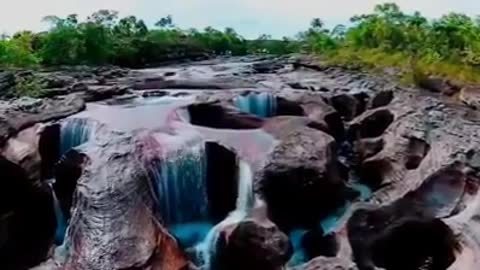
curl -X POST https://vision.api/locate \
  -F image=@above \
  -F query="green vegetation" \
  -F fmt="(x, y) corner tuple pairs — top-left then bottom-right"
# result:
(1, 3), (480, 83)
(298, 3), (480, 83)
(14, 75), (46, 98)
(0, 11), (296, 68)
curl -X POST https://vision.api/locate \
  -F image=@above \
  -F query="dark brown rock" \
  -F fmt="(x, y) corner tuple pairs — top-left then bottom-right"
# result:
(216, 219), (292, 270)
(0, 156), (56, 270)
(279, 93), (344, 138)
(301, 229), (339, 259)
(258, 118), (353, 230)
(69, 82), (88, 92)
(369, 90), (394, 109)
(416, 76), (461, 96)
(83, 85), (129, 102)
(331, 94), (361, 121)
(349, 108), (394, 139)
(53, 150), (86, 220)
(39, 123), (61, 180)
(206, 142), (239, 222)
(348, 210), (459, 270)
(187, 102), (264, 129)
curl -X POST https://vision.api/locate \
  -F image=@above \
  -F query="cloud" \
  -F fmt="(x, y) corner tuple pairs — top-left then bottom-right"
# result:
(0, 0), (136, 33)
(1, 0), (479, 38)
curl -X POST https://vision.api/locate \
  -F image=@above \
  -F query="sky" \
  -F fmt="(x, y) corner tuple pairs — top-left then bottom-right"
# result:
(0, 0), (478, 38)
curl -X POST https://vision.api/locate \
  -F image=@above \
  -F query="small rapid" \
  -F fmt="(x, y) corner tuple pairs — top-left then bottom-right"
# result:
(233, 93), (277, 118)
(150, 144), (209, 225)
(195, 160), (255, 269)
(60, 118), (94, 155)
(48, 182), (68, 245)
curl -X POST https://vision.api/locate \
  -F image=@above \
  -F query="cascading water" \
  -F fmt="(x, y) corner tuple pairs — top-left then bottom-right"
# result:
(288, 180), (372, 266)
(48, 183), (68, 245)
(196, 160), (255, 269)
(150, 144), (209, 225)
(233, 93), (277, 118)
(60, 118), (93, 155)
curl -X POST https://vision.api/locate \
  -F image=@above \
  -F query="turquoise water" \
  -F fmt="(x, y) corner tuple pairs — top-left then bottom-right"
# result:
(50, 184), (67, 245)
(289, 229), (308, 266)
(289, 181), (372, 266)
(169, 222), (214, 249)
(195, 160), (255, 269)
(233, 93), (277, 118)
(60, 118), (93, 155)
(150, 146), (209, 225)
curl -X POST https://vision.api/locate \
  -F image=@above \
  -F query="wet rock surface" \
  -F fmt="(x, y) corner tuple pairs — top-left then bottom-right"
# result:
(2, 55), (480, 270)
(215, 219), (292, 270)
(60, 129), (189, 270)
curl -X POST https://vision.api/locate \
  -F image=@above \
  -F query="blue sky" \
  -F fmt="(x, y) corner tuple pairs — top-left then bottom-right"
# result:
(0, 0), (478, 38)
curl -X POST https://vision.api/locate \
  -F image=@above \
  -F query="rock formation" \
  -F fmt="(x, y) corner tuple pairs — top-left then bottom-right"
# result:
(2, 55), (480, 270)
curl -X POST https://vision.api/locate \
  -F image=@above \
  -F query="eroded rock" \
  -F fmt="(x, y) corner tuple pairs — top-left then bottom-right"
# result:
(0, 94), (85, 145)
(59, 130), (188, 270)
(216, 219), (292, 270)
(258, 117), (354, 230)
(348, 210), (459, 270)
(187, 102), (264, 129)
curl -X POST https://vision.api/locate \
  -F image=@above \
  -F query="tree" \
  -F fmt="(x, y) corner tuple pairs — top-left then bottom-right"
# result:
(87, 10), (118, 27)
(155, 15), (174, 28)
(311, 18), (324, 30)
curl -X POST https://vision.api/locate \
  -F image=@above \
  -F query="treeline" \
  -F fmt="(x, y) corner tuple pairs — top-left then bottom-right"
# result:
(2, 3), (480, 82)
(0, 11), (298, 68)
(299, 3), (480, 82)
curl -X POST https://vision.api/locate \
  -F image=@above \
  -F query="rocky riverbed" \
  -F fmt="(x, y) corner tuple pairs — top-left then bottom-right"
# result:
(1, 55), (480, 270)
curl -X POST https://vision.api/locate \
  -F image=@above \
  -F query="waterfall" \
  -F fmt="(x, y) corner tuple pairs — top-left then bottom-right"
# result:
(60, 118), (93, 155)
(196, 160), (255, 269)
(234, 160), (255, 212)
(289, 229), (308, 266)
(150, 145), (209, 225)
(48, 183), (67, 245)
(233, 93), (277, 118)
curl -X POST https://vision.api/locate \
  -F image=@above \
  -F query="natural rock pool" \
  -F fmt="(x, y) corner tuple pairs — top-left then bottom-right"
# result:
(1, 56), (478, 270)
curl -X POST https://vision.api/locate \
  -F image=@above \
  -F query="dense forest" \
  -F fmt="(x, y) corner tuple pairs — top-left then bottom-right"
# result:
(2, 3), (480, 82)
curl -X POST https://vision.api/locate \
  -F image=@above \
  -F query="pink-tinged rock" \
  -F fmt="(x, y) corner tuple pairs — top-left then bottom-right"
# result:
(58, 130), (188, 270)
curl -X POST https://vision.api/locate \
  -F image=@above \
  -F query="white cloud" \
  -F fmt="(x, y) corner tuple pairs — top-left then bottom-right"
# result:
(0, 0), (136, 34)
(1, 0), (479, 38)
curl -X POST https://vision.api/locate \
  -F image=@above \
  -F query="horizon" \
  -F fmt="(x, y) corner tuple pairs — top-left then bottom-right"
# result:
(1, 0), (479, 39)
